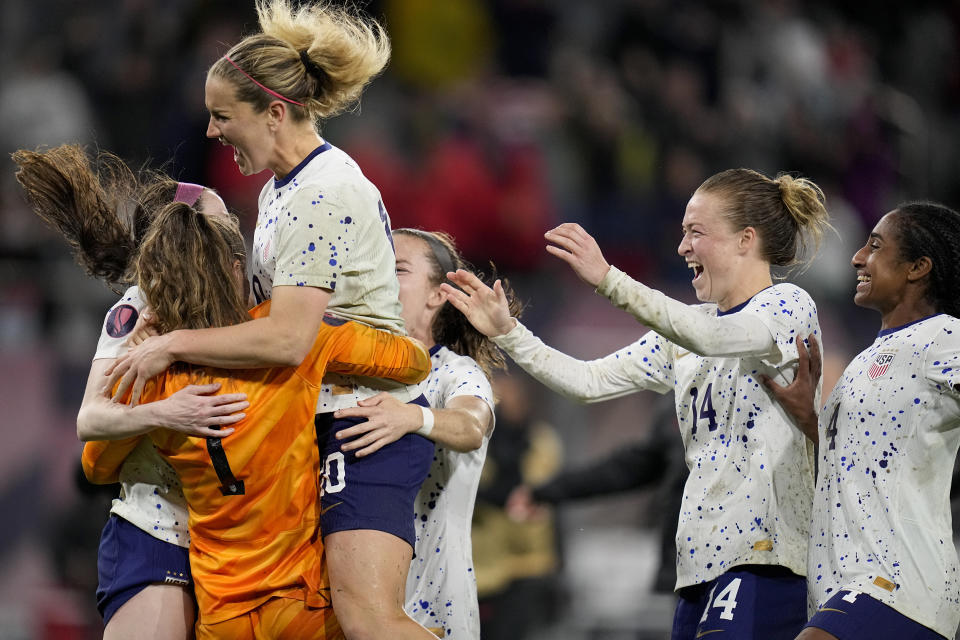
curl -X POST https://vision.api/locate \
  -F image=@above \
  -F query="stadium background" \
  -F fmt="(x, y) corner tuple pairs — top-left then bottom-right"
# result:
(1, 0), (959, 638)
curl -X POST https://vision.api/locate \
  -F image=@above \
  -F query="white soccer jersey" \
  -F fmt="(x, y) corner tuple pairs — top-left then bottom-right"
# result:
(808, 314), (960, 638)
(493, 272), (820, 589)
(94, 286), (189, 548)
(405, 346), (495, 639)
(252, 142), (418, 412)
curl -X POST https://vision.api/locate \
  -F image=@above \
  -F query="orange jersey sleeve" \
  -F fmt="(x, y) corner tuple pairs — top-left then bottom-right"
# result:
(314, 317), (430, 385)
(81, 436), (144, 485)
(248, 300), (430, 386)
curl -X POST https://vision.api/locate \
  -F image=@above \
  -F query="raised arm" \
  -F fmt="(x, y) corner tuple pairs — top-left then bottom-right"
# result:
(492, 320), (672, 402)
(543, 223), (778, 359)
(597, 267), (778, 358)
(442, 270), (673, 403)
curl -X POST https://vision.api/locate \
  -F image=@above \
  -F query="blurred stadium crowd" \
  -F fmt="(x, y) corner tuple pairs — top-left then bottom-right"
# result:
(1, 0), (959, 638)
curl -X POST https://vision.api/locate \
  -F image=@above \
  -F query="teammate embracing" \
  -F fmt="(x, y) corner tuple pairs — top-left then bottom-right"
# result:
(106, 2), (441, 637)
(13, 144), (247, 640)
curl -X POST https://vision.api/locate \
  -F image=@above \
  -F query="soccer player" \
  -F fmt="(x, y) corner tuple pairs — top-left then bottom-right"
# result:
(13, 144), (248, 640)
(763, 203), (960, 640)
(105, 2), (439, 636)
(444, 168), (832, 640)
(84, 202), (430, 639)
(333, 229), (521, 638)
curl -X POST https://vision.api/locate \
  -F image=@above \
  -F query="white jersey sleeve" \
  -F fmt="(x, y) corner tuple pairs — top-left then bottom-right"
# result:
(268, 186), (345, 291)
(252, 143), (419, 412)
(421, 347), (495, 414)
(923, 321), (960, 391)
(596, 265), (780, 359)
(406, 347), (494, 638)
(491, 320), (674, 403)
(94, 287), (145, 360)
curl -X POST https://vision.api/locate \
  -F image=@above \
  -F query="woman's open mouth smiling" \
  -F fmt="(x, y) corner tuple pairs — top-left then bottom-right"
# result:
(688, 261), (704, 281)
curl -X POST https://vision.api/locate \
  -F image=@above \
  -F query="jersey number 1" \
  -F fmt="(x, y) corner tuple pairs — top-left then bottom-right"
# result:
(207, 434), (245, 496)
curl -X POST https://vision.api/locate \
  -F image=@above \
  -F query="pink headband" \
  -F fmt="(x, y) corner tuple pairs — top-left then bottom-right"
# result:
(223, 55), (305, 107)
(174, 182), (205, 206)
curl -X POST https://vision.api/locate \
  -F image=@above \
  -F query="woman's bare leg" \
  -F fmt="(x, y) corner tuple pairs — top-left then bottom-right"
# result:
(325, 529), (435, 640)
(103, 584), (194, 640)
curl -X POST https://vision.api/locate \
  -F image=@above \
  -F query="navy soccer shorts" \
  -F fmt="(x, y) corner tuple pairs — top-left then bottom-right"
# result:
(314, 394), (434, 548)
(96, 515), (193, 624)
(672, 564), (807, 640)
(806, 589), (946, 640)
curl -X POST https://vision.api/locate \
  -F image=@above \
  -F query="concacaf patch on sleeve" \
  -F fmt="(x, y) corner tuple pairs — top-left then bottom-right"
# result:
(106, 304), (139, 338)
(868, 352), (895, 380)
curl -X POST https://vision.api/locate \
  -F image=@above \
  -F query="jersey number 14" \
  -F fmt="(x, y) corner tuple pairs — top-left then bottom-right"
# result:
(689, 384), (718, 435)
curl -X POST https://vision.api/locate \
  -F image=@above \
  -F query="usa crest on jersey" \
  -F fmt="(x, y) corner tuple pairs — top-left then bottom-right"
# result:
(868, 352), (895, 379)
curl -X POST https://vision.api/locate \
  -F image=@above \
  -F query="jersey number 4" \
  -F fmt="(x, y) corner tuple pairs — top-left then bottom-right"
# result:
(689, 383), (718, 435)
(825, 403), (840, 450)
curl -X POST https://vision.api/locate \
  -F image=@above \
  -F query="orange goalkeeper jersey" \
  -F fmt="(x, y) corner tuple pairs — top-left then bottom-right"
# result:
(82, 302), (428, 624)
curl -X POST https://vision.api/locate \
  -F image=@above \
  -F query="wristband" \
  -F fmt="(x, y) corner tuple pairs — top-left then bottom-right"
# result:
(415, 406), (435, 437)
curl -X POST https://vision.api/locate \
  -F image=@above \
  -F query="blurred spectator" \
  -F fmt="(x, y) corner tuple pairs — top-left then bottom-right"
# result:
(472, 373), (563, 640)
(507, 395), (685, 594)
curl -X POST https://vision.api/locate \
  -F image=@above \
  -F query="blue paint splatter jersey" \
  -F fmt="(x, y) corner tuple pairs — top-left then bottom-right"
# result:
(405, 346), (494, 639)
(493, 268), (820, 590)
(94, 286), (189, 548)
(809, 313), (960, 639)
(252, 142), (419, 412)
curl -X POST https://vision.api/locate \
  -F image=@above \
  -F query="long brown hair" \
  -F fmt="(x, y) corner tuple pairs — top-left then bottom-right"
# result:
(135, 204), (250, 333)
(394, 228), (523, 379)
(12, 144), (182, 287)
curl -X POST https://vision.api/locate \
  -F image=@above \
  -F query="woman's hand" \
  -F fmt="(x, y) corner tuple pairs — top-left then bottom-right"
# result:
(543, 223), (611, 287)
(333, 393), (421, 457)
(150, 383), (249, 437)
(441, 269), (516, 338)
(505, 485), (550, 522)
(761, 333), (822, 443)
(77, 380), (248, 441)
(125, 307), (159, 347)
(104, 333), (176, 405)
